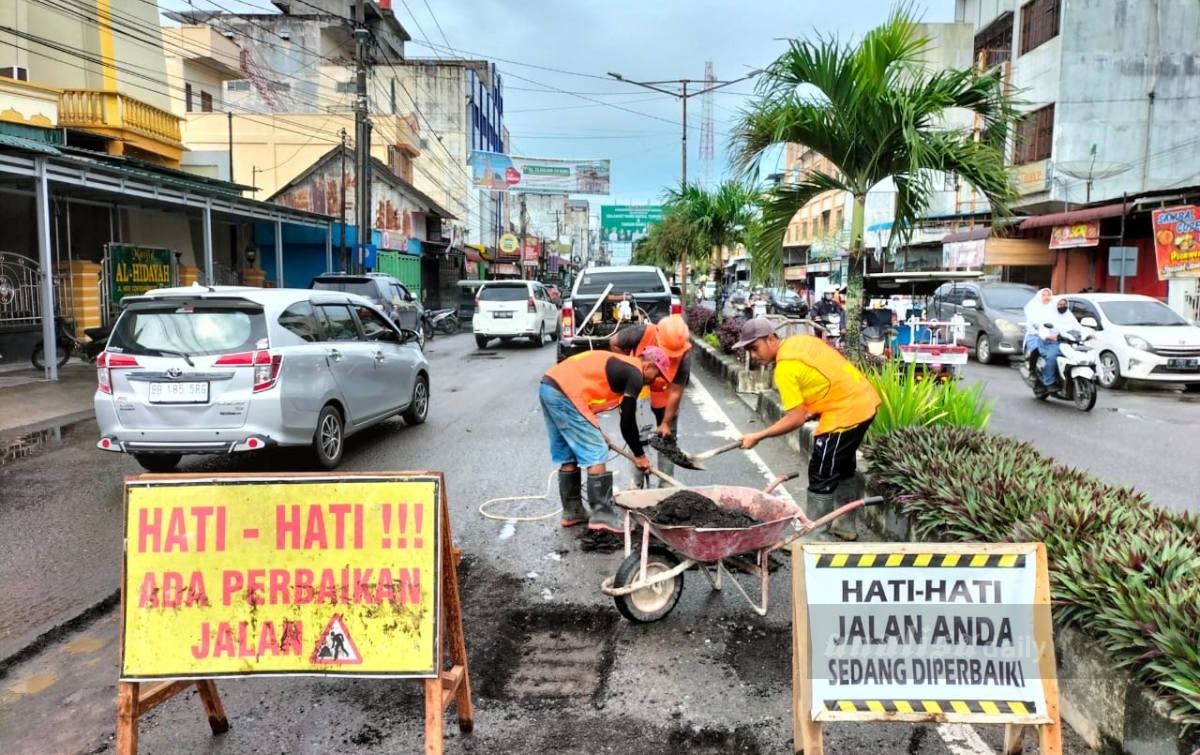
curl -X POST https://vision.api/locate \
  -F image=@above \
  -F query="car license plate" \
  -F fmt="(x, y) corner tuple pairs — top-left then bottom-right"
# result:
(494, 311), (512, 319)
(1167, 358), (1199, 370)
(148, 381), (209, 404)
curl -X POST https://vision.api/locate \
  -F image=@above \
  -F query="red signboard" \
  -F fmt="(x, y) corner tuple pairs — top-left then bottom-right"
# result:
(523, 238), (540, 265)
(1151, 205), (1200, 279)
(1049, 221), (1100, 249)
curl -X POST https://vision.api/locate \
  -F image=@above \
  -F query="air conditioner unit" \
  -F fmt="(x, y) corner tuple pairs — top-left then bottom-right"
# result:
(0, 66), (29, 82)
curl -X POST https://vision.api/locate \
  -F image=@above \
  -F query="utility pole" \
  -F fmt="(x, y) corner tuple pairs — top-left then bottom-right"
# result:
(607, 68), (762, 304)
(227, 111), (234, 184)
(353, 0), (371, 275)
(339, 128), (348, 272)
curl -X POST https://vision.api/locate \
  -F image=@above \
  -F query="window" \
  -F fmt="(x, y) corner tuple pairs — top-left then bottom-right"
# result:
(227, 80), (252, 91)
(835, 209), (844, 231)
(973, 13), (1013, 67)
(801, 221), (809, 240)
(268, 81), (291, 92)
(278, 301), (321, 342)
(1014, 104), (1055, 165)
(390, 78), (397, 113)
(354, 306), (398, 341)
(200, 91), (213, 113)
(336, 81), (356, 93)
(111, 305), (265, 357)
(316, 305), (360, 341)
(821, 210), (831, 233)
(1019, 0), (1060, 56)
(1068, 299), (1101, 327)
(185, 83), (193, 113)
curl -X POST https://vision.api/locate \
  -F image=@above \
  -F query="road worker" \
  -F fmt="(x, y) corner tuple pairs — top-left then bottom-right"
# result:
(540, 347), (671, 532)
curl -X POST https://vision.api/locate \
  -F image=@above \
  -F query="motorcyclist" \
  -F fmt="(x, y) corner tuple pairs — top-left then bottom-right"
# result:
(1033, 296), (1082, 396)
(811, 290), (844, 338)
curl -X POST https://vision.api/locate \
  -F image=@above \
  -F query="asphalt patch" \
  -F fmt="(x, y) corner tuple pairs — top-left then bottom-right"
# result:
(650, 490), (759, 529)
(578, 529), (625, 553)
(722, 623), (792, 693)
(476, 606), (618, 706)
(667, 725), (762, 755)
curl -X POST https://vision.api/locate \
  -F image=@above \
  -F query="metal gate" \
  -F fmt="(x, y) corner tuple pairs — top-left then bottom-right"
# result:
(0, 251), (44, 328)
(1185, 280), (1200, 325)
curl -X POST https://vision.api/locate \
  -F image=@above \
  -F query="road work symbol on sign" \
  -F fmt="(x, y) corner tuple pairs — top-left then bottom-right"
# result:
(311, 615), (362, 665)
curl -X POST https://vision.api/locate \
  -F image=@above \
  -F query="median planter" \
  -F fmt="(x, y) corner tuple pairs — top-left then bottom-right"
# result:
(693, 346), (1200, 755)
(688, 334), (772, 395)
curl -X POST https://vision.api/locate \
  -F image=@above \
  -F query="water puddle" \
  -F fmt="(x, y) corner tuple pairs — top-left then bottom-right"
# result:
(8, 672), (57, 695)
(65, 637), (106, 654)
(0, 424), (75, 467)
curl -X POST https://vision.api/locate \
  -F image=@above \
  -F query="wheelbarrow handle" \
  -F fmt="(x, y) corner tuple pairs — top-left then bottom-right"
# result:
(763, 471), (802, 495)
(863, 495), (887, 507)
(605, 437), (687, 488)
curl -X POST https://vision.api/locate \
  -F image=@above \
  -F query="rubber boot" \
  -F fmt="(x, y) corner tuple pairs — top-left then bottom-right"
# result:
(829, 480), (859, 541)
(558, 469), (587, 527)
(587, 472), (626, 533)
(805, 490), (837, 539)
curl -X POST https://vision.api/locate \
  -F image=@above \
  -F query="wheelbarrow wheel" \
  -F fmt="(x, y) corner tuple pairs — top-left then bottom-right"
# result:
(613, 547), (683, 623)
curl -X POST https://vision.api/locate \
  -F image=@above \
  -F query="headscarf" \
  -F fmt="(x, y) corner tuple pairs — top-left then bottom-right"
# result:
(1024, 288), (1054, 334)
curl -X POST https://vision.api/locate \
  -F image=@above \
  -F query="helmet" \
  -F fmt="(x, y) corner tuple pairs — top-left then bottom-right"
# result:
(656, 314), (690, 358)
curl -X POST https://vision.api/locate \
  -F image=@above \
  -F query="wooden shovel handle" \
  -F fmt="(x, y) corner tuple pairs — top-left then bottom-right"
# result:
(605, 438), (687, 488)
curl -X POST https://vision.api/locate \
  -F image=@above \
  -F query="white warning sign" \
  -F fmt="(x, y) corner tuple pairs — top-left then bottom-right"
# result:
(310, 614), (362, 665)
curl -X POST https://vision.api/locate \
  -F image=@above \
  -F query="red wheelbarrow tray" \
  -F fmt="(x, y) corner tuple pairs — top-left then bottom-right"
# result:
(612, 485), (810, 563)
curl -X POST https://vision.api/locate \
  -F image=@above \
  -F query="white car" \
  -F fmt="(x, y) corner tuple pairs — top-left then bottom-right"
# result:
(473, 280), (561, 349)
(1065, 293), (1200, 391)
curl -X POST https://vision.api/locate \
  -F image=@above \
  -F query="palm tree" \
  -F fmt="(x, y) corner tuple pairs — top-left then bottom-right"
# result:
(630, 210), (708, 285)
(663, 180), (760, 303)
(731, 4), (1019, 358)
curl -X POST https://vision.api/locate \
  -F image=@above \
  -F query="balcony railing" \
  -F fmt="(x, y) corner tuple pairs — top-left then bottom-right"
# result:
(58, 89), (183, 147)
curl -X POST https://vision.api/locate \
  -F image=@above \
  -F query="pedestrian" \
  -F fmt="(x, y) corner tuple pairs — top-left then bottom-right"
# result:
(732, 317), (880, 540)
(540, 346), (672, 532)
(609, 314), (693, 487)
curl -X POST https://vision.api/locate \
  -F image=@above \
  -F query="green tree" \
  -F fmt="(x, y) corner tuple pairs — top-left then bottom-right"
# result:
(731, 4), (1018, 358)
(630, 209), (708, 287)
(663, 180), (760, 301)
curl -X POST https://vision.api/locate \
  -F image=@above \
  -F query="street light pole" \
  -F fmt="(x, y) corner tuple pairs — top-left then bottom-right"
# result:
(607, 69), (761, 305)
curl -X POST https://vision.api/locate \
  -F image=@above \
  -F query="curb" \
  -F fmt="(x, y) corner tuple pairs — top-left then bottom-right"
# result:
(0, 408), (96, 440)
(690, 333), (1199, 755)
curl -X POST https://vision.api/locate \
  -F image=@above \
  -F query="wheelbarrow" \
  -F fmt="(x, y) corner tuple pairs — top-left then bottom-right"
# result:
(598, 475), (885, 622)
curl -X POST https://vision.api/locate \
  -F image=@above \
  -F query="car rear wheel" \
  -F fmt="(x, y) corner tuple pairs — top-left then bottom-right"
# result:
(532, 322), (545, 348)
(313, 404), (344, 469)
(551, 321), (561, 342)
(402, 374), (429, 425)
(134, 453), (182, 473)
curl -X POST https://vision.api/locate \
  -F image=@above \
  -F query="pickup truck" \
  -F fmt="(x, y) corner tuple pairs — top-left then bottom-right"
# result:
(556, 265), (682, 362)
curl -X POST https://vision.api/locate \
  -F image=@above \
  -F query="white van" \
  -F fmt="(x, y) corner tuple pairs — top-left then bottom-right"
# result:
(474, 280), (561, 349)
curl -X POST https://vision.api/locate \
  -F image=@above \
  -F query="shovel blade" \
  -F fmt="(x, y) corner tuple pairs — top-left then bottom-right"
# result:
(646, 436), (706, 471)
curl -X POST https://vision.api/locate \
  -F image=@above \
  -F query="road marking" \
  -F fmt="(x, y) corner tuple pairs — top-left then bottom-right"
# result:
(691, 377), (993, 755)
(687, 375), (795, 503)
(936, 723), (993, 755)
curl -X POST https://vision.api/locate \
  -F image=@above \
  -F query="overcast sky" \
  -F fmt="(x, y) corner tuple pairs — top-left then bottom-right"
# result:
(165, 0), (954, 209)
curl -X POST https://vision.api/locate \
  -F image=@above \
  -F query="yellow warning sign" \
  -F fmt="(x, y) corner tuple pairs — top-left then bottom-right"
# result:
(120, 474), (441, 680)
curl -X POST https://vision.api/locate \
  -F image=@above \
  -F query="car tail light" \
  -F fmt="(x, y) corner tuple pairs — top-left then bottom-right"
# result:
(97, 352), (140, 394)
(671, 302), (683, 316)
(215, 350), (283, 392)
(474, 296), (480, 314)
(562, 305), (574, 338)
(527, 296), (536, 314)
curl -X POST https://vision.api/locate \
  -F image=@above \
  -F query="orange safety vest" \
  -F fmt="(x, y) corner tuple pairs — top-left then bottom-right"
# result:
(629, 324), (691, 409)
(776, 336), (880, 434)
(544, 351), (645, 426)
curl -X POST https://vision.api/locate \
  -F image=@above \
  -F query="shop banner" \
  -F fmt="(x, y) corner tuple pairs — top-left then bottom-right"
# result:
(470, 151), (610, 195)
(601, 205), (663, 242)
(1151, 206), (1200, 279)
(108, 244), (173, 304)
(523, 238), (540, 266)
(1049, 222), (1100, 249)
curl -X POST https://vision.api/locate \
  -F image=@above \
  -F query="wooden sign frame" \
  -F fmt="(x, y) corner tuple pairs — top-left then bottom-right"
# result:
(115, 471), (474, 755)
(791, 542), (1061, 755)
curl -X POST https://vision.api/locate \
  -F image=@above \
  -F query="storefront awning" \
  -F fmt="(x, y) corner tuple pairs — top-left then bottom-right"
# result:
(465, 248), (483, 263)
(942, 227), (992, 244)
(1019, 202), (1128, 230)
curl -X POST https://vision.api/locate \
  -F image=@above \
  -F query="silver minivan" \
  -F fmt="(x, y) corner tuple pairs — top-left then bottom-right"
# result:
(95, 285), (430, 472)
(929, 281), (1037, 364)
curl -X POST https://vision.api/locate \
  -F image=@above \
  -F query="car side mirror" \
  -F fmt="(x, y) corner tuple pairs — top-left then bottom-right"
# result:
(961, 298), (979, 309)
(399, 328), (419, 345)
(1080, 316), (1099, 329)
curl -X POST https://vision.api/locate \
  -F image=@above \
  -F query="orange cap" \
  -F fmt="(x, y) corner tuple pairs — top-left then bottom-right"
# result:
(656, 314), (691, 358)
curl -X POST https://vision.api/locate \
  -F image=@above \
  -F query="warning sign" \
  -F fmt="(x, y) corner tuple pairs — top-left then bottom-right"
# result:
(120, 474), (441, 680)
(311, 615), (362, 665)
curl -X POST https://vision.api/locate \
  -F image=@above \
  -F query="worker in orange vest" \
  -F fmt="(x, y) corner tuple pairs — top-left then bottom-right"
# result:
(733, 317), (880, 540)
(540, 347), (671, 532)
(609, 314), (692, 486)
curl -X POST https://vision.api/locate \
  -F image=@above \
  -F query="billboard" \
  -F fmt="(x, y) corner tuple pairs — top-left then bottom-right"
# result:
(601, 205), (663, 243)
(470, 150), (610, 195)
(1151, 205), (1200, 279)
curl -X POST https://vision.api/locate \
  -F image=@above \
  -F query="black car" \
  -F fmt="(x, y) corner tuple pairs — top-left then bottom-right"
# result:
(767, 287), (810, 318)
(309, 272), (425, 334)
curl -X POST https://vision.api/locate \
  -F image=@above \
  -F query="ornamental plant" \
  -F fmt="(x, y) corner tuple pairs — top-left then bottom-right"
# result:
(864, 425), (1200, 729)
(863, 360), (994, 441)
(684, 304), (716, 337)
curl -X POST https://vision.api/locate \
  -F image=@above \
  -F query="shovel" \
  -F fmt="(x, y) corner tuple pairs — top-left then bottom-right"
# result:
(645, 436), (743, 471)
(605, 437), (687, 488)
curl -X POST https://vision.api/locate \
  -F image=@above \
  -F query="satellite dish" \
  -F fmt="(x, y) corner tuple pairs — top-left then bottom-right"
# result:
(1055, 160), (1132, 182)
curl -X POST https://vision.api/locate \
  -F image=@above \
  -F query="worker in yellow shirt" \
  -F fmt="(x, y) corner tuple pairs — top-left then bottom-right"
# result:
(733, 317), (880, 540)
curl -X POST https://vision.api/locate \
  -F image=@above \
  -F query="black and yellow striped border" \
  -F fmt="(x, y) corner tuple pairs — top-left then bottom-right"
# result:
(822, 699), (1037, 715)
(813, 553), (1026, 568)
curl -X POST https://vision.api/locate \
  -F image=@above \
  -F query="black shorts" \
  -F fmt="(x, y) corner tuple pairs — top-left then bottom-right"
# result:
(808, 416), (875, 495)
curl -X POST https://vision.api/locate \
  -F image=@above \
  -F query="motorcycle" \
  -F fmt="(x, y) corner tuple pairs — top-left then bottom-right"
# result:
(1019, 326), (1099, 412)
(31, 317), (112, 369)
(814, 312), (844, 349)
(428, 308), (460, 335)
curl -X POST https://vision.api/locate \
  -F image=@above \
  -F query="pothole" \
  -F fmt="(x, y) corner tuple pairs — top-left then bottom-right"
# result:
(722, 623), (791, 693)
(478, 607), (618, 704)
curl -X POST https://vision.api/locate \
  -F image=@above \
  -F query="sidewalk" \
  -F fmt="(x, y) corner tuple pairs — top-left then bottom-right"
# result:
(0, 363), (97, 437)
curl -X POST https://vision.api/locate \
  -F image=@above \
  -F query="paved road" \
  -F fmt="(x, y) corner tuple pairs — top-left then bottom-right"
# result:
(967, 359), (1199, 514)
(0, 334), (1095, 755)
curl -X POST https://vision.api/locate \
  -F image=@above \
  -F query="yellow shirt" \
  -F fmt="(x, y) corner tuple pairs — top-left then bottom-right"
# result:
(774, 336), (880, 434)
